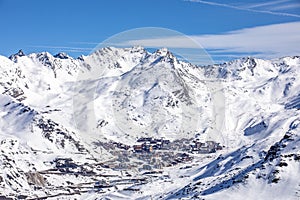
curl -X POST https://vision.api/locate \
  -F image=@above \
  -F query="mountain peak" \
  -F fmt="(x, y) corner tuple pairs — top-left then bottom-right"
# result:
(152, 48), (178, 64)
(155, 47), (171, 56)
(9, 49), (25, 62)
(16, 49), (25, 57)
(129, 45), (146, 53)
(54, 52), (71, 59)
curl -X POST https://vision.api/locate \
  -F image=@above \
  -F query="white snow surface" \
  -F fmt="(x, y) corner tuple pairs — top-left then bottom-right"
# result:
(0, 47), (299, 199)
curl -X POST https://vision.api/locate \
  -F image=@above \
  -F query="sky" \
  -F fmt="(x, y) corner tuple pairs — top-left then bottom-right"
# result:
(0, 0), (300, 64)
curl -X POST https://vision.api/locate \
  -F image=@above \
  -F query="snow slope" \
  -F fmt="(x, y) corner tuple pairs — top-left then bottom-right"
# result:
(0, 48), (299, 199)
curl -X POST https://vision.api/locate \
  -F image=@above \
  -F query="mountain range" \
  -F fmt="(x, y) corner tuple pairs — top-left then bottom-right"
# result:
(0, 47), (299, 199)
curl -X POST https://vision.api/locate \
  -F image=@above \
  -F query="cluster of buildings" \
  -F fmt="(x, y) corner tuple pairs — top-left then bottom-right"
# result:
(132, 137), (223, 154)
(190, 140), (222, 153)
(99, 141), (130, 151)
(95, 137), (223, 173)
(133, 137), (170, 153)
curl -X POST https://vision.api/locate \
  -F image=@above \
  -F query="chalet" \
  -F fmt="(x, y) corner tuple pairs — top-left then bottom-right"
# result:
(133, 145), (143, 153)
(190, 140), (222, 154)
(207, 141), (216, 148)
(142, 142), (153, 153)
(216, 144), (223, 150)
(54, 158), (78, 169)
(199, 146), (215, 153)
(134, 137), (170, 153)
(137, 137), (152, 142)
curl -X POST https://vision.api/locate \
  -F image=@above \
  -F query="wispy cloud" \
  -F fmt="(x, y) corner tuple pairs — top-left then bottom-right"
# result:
(185, 0), (300, 18)
(119, 22), (300, 62)
(270, 3), (300, 11)
(28, 22), (300, 63)
(244, 0), (290, 9)
(28, 45), (93, 53)
(69, 42), (99, 45)
(243, 0), (300, 11)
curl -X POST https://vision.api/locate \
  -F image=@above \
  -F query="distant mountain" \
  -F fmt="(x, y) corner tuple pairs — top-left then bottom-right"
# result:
(0, 47), (299, 199)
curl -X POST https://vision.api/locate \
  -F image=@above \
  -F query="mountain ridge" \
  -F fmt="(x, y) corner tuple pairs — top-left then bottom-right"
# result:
(0, 47), (299, 199)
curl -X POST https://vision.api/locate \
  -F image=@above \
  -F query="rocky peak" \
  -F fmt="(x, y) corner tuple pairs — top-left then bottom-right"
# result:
(54, 52), (71, 59)
(9, 50), (25, 62)
(152, 48), (178, 64)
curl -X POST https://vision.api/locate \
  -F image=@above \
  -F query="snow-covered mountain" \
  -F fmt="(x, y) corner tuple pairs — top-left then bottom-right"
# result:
(0, 47), (299, 199)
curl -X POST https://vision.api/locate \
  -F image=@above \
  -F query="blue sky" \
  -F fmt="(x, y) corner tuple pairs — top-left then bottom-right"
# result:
(0, 0), (300, 64)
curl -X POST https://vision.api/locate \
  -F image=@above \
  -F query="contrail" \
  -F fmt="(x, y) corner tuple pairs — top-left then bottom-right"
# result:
(28, 45), (93, 53)
(245, 0), (290, 9)
(28, 45), (93, 50)
(185, 0), (300, 18)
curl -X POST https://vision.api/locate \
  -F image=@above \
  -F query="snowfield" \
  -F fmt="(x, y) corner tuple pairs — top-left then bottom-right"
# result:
(0, 47), (299, 199)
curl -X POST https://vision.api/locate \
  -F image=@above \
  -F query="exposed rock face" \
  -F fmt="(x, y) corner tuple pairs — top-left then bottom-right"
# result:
(25, 172), (45, 186)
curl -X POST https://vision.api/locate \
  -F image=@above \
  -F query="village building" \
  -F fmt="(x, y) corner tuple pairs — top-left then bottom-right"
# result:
(190, 140), (222, 154)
